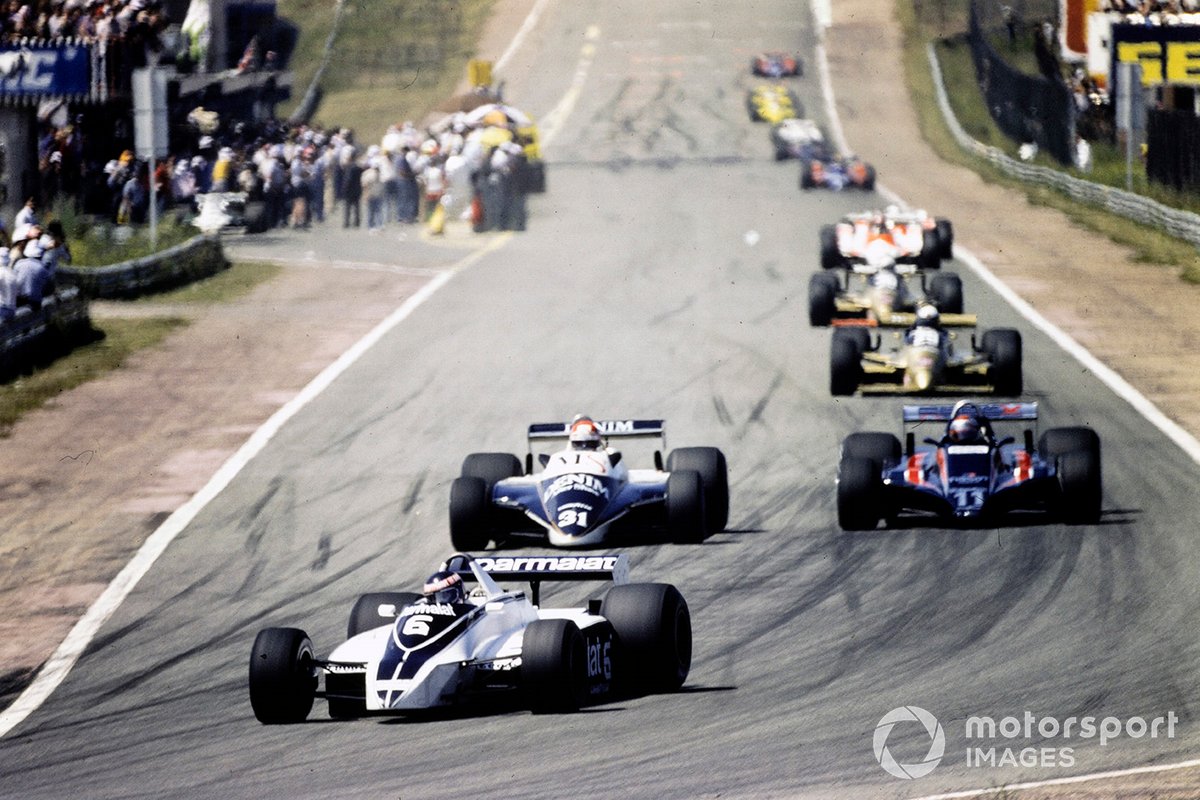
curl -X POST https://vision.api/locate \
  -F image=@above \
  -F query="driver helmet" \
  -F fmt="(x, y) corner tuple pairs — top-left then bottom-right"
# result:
(568, 415), (603, 450)
(914, 302), (940, 328)
(947, 414), (982, 443)
(422, 570), (464, 604)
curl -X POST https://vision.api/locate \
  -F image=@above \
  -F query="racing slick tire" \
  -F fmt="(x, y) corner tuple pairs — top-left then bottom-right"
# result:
(461, 452), (523, 483)
(808, 272), (839, 326)
(936, 219), (954, 259)
(928, 272), (964, 314)
(601, 583), (691, 694)
(666, 468), (707, 542)
(830, 330), (864, 396)
(449, 476), (493, 551)
(819, 225), (843, 270)
(981, 328), (1023, 396)
(1040, 427), (1102, 524)
(841, 432), (902, 469)
(667, 446), (730, 532)
(837, 456), (883, 530)
(1057, 449), (1103, 524)
(249, 627), (318, 724)
(800, 160), (817, 189)
(347, 591), (422, 639)
(523, 618), (587, 713)
(917, 229), (941, 271)
(861, 165), (876, 191)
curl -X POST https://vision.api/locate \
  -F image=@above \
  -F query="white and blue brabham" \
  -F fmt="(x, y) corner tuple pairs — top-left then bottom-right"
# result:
(448, 419), (729, 549)
(248, 553), (693, 723)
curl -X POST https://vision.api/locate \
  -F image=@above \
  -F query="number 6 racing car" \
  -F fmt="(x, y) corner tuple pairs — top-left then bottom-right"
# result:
(448, 417), (729, 549)
(835, 401), (1102, 529)
(247, 553), (692, 722)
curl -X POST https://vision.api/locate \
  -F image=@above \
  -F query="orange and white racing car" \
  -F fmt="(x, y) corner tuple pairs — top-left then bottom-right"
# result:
(819, 207), (953, 272)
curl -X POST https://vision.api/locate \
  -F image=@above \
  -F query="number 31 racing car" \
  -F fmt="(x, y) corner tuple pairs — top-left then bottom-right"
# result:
(248, 553), (692, 721)
(449, 417), (729, 549)
(836, 401), (1102, 529)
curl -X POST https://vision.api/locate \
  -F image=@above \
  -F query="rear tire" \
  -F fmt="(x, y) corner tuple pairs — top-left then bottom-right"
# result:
(522, 619), (587, 713)
(837, 456), (882, 530)
(917, 229), (941, 271)
(981, 328), (1023, 396)
(808, 272), (838, 326)
(601, 583), (691, 694)
(449, 476), (492, 551)
(667, 447), (730, 532)
(666, 469), (707, 542)
(936, 219), (954, 259)
(830, 331), (863, 396)
(1040, 427), (1102, 524)
(248, 627), (317, 724)
(861, 165), (876, 190)
(819, 225), (843, 270)
(800, 160), (816, 189)
(928, 272), (964, 314)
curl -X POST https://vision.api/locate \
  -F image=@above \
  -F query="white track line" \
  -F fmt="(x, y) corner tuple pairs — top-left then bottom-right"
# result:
(815, 9), (1200, 800)
(0, 233), (511, 739)
(494, 0), (553, 73)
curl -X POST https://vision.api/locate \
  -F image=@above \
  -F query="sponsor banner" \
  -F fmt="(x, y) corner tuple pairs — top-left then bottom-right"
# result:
(1111, 23), (1200, 90)
(0, 43), (90, 97)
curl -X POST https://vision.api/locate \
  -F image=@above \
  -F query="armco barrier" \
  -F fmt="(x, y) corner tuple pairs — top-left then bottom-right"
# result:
(57, 233), (230, 299)
(927, 43), (1200, 250)
(0, 286), (94, 381)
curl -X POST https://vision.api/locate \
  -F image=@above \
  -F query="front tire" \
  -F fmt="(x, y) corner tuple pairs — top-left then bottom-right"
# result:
(819, 224), (843, 270)
(837, 456), (882, 530)
(601, 583), (691, 694)
(248, 627), (317, 724)
(667, 447), (730, 532)
(808, 272), (839, 326)
(347, 591), (421, 638)
(522, 619), (587, 713)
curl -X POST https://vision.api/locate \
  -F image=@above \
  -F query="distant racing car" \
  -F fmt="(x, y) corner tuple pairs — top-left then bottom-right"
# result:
(800, 148), (875, 190)
(751, 51), (803, 77)
(449, 417), (729, 549)
(247, 553), (693, 721)
(747, 85), (803, 123)
(771, 118), (824, 160)
(829, 305), (1021, 396)
(836, 401), (1102, 529)
(819, 208), (953, 272)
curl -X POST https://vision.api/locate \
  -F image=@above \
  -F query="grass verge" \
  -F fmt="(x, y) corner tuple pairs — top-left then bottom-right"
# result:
(278, 0), (496, 140)
(0, 316), (187, 435)
(131, 260), (283, 305)
(897, 0), (1200, 283)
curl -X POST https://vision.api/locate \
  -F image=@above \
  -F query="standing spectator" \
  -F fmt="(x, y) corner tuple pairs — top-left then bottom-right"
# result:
(0, 246), (17, 322)
(290, 148), (313, 229)
(12, 228), (51, 310)
(395, 146), (418, 223)
(340, 148), (363, 228)
(362, 151), (384, 232)
(14, 197), (38, 230)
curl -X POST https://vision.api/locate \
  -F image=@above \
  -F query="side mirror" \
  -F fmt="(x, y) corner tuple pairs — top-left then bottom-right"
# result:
(538, 453), (551, 467)
(609, 451), (622, 467)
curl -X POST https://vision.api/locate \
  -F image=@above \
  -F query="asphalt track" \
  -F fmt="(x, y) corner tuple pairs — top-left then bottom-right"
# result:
(3, 1), (1200, 798)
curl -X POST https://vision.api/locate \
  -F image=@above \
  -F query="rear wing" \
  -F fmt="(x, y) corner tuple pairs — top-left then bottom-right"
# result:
(528, 419), (665, 444)
(445, 553), (629, 605)
(903, 402), (1039, 423)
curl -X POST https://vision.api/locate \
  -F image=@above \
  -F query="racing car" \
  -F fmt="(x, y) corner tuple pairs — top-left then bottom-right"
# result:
(248, 553), (692, 721)
(808, 261), (969, 326)
(829, 305), (1022, 396)
(751, 51), (803, 77)
(819, 208), (953, 272)
(836, 401), (1102, 529)
(771, 118), (825, 160)
(747, 84), (803, 123)
(449, 417), (729, 549)
(800, 147), (875, 190)
(191, 192), (268, 234)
